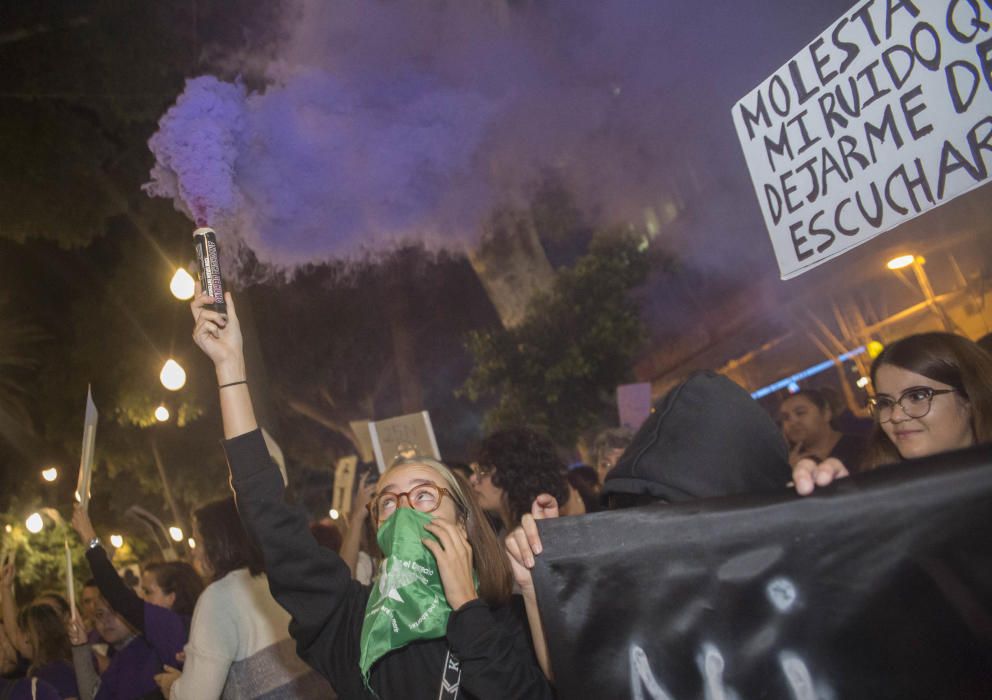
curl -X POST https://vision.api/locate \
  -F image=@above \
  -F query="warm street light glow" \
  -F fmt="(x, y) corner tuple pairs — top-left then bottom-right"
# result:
(41, 467), (58, 482)
(4, 525), (11, 533)
(25, 513), (44, 534)
(109, 534), (124, 548)
(886, 254), (915, 270)
(169, 526), (184, 542)
(170, 268), (196, 300)
(856, 376), (870, 389)
(155, 405), (170, 422)
(328, 509), (340, 520)
(160, 359), (187, 391)
(187, 537), (196, 549)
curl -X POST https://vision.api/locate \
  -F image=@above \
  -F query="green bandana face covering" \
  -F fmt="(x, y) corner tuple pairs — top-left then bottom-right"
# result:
(359, 508), (453, 684)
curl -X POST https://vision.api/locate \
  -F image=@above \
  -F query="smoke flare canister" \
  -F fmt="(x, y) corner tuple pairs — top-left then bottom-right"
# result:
(193, 227), (227, 314)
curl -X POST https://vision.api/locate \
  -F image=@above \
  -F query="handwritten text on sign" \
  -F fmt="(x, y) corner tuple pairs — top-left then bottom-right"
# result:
(733, 0), (992, 279)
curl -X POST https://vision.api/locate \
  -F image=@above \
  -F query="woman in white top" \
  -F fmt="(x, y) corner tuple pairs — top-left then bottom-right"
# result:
(154, 497), (333, 700)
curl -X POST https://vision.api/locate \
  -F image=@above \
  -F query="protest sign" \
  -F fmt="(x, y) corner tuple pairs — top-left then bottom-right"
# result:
(349, 420), (376, 463)
(617, 382), (653, 431)
(733, 0), (992, 279)
(368, 411), (441, 473)
(332, 456), (358, 516)
(533, 445), (992, 698)
(75, 386), (98, 509)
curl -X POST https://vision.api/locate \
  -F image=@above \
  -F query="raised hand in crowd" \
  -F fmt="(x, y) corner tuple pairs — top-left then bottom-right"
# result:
(340, 471), (376, 581)
(791, 456), (850, 495)
(71, 503), (97, 544)
(66, 613), (88, 647)
(504, 493), (559, 680)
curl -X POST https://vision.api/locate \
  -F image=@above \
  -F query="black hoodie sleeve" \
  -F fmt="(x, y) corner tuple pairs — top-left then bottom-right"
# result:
(447, 600), (555, 700)
(85, 545), (145, 633)
(223, 429), (370, 690)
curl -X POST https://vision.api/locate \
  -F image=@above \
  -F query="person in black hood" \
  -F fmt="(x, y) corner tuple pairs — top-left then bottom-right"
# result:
(505, 371), (792, 680)
(601, 371), (790, 508)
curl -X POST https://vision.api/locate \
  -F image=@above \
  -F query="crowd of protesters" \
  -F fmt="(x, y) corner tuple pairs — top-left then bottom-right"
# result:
(0, 284), (989, 699)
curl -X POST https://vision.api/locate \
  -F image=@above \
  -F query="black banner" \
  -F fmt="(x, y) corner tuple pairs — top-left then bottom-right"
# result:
(532, 445), (992, 699)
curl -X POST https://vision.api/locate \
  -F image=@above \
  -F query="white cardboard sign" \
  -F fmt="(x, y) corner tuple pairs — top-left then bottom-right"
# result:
(733, 0), (992, 279)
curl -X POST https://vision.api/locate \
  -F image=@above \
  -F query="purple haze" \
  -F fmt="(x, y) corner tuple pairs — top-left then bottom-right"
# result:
(145, 0), (854, 267)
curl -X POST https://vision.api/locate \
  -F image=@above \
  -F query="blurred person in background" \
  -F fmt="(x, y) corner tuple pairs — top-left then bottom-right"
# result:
(470, 428), (570, 533)
(779, 389), (866, 472)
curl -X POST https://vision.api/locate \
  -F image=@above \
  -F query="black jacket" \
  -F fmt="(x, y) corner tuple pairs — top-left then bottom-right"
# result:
(224, 429), (553, 700)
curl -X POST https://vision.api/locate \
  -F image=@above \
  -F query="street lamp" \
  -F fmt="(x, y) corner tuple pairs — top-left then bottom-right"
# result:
(885, 254), (953, 332)
(41, 467), (58, 483)
(155, 405), (170, 422)
(168, 526), (184, 543)
(170, 268), (196, 301)
(886, 254), (915, 270)
(160, 359), (186, 391)
(25, 513), (44, 534)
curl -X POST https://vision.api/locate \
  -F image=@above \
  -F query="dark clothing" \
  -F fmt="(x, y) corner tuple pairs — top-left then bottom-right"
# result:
(93, 636), (164, 700)
(829, 432), (867, 473)
(85, 546), (189, 668)
(0, 677), (61, 700)
(603, 371), (791, 503)
(224, 429), (553, 700)
(33, 662), (77, 699)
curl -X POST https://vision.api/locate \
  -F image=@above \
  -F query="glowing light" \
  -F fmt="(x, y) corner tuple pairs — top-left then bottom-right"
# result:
(4, 525), (11, 533)
(41, 467), (58, 482)
(751, 346), (867, 399)
(856, 376), (870, 389)
(170, 268), (196, 300)
(160, 359), (187, 391)
(25, 513), (44, 534)
(109, 534), (124, 549)
(155, 405), (170, 422)
(787, 382), (800, 394)
(187, 537), (196, 549)
(328, 509), (340, 520)
(867, 340), (885, 359)
(169, 526), (184, 542)
(886, 254), (915, 270)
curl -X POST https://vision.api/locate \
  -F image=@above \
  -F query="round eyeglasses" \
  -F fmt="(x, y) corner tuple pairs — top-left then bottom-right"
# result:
(868, 386), (959, 423)
(367, 483), (452, 523)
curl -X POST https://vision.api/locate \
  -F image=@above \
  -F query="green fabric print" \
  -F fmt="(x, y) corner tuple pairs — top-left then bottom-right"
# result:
(359, 508), (453, 687)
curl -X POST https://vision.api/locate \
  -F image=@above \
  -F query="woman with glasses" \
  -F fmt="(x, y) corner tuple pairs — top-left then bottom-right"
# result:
(793, 332), (992, 495)
(191, 288), (552, 700)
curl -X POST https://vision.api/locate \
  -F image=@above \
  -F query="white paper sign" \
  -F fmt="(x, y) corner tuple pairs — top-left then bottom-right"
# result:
(368, 411), (441, 473)
(75, 386), (98, 509)
(733, 0), (992, 279)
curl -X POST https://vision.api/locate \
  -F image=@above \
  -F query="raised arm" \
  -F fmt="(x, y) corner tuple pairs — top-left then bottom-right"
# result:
(192, 289), (368, 681)
(504, 493), (559, 681)
(71, 506), (144, 633)
(339, 472), (375, 579)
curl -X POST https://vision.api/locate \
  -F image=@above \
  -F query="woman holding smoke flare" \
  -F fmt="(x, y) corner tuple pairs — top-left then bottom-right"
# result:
(190, 285), (552, 700)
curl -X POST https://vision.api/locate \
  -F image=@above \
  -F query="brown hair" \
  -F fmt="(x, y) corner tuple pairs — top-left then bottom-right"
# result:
(864, 332), (992, 469)
(193, 497), (265, 582)
(17, 604), (70, 673)
(144, 561), (205, 617)
(378, 457), (513, 606)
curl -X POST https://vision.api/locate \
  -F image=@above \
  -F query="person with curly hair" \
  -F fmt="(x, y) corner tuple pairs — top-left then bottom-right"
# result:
(470, 428), (570, 532)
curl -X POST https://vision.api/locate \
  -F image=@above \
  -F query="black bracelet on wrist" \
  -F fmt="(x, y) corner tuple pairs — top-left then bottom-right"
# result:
(219, 380), (247, 389)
